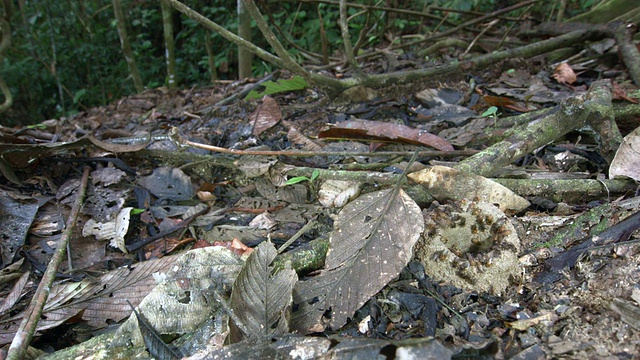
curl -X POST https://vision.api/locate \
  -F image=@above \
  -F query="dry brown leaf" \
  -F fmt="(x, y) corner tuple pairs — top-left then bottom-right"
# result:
(552, 62), (577, 85)
(251, 96), (282, 136)
(292, 187), (424, 333)
(317, 118), (454, 151)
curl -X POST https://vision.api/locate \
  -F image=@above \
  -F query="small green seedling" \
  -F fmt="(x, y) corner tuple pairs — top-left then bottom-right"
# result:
(284, 169), (319, 186)
(481, 106), (501, 127)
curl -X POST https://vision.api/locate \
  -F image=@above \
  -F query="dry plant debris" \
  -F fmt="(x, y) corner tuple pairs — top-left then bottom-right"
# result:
(1, 3), (640, 360)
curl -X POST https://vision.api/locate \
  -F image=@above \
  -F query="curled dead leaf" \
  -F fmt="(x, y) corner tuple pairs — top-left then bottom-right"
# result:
(552, 62), (577, 85)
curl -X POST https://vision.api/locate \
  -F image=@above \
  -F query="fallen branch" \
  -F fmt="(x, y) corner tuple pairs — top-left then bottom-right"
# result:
(7, 167), (91, 360)
(454, 80), (622, 177)
(613, 22), (640, 86)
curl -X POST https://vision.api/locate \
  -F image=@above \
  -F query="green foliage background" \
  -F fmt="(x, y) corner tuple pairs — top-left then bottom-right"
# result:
(0, 0), (590, 125)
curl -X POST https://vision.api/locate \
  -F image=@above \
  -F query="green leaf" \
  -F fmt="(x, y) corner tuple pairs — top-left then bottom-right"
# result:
(310, 170), (319, 182)
(245, 76), (309, 100)
(284, 176), (310, 185)
(73, 89), (87, 104)
(481, 106), (499, 118)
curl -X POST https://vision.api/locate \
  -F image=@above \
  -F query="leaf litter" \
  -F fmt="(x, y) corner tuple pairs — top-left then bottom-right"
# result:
(1, 10), (640, 360)
(292, 186), (424, 333)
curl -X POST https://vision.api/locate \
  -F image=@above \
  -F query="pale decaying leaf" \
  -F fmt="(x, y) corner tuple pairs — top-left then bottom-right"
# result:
(112, 247), (245, 349)
(82, 207), (133, 253)
(318, 180), (362, 208)
(408, 165), (530, 213)
(236, 156), (278, 178)
(229, 241), (297, 342)
(609, 126), (640, 181)
(414, 200), (522, 295)
(292, 188), (424, 333)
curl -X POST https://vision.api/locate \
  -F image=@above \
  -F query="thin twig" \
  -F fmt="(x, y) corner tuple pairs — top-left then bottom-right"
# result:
(7, 166), (91, 360)
(179, 133), (476, 158)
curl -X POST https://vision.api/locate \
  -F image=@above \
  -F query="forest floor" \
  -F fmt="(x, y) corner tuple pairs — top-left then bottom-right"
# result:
(2, 30), (640, 360)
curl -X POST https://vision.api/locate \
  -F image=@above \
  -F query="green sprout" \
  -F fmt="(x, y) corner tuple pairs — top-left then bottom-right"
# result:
(284, 169), (319, 186)
(481, 106), (501, 127)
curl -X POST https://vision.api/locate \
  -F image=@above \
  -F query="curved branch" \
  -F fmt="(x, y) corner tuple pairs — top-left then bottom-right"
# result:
(166, 0), (286, 70)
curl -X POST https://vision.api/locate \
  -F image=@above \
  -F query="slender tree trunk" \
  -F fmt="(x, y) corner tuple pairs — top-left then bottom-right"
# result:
(161, 0), (177, 88)
(0, 16), (12, 113)
(237, 0), (253, 79)
(43, 2), (65, 113)
(112, 0), (144, 93)
(204, 32), (217, 83)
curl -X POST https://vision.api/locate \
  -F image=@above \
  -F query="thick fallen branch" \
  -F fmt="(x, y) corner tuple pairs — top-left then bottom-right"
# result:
(454, 80), (622, 177)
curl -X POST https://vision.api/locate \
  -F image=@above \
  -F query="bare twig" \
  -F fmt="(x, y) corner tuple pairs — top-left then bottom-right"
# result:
(180, 135), (476, 158)
(7, 167), (91, 360)
(338, 0), (362, 78)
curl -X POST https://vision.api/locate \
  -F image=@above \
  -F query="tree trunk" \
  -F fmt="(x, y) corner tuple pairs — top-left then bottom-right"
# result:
(112, 0), (144, 93)
(237, 0), (253, 79)
(161, 0), (177, 88)
(0, 16), (13, 113)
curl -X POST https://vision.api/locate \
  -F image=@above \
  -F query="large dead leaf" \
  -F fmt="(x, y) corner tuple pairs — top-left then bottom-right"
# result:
(317, 118), (454, 151)
(138, 167), (194, 201)
(250, 96), (282, 136)
(408, 165), (530, 213)
(112, 247), (245, 349)
(228, 241), (297, 343)
(609, 126), (640, 181)
(291, 187), (424, 333)
(0, 254), (177, 345)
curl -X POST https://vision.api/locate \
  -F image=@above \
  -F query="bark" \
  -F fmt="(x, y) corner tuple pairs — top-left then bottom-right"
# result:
(112, 0), (144, 93)
(454, 80), (621, 177)
(237, 0), (253, 79)
(161, 0), (177, 88)
(494, 178), (638, 204)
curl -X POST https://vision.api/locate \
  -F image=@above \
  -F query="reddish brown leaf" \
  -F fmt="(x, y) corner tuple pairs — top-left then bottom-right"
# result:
(482, 95), (516, 107)
(250, 96), (282, 136)
(612, 82), (639, 103)
(317, 119), (454, 151)
(283, 120), (324, 151)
